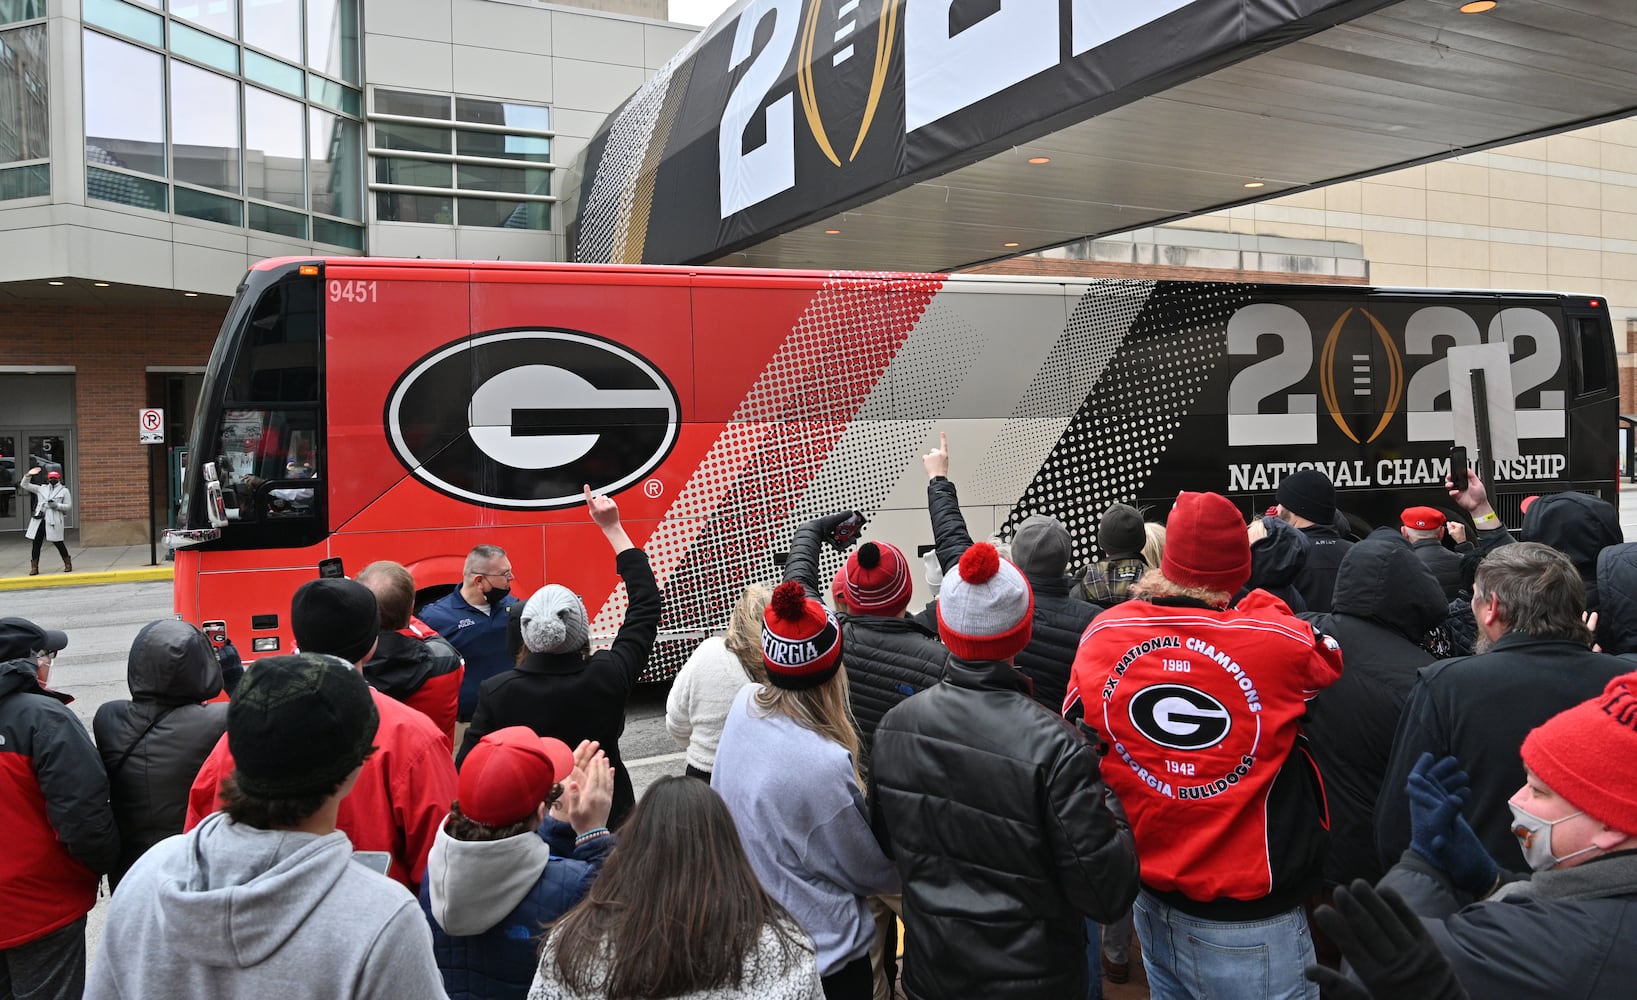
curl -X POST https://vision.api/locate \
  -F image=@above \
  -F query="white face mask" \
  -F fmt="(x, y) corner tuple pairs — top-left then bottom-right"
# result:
(1509, 801), (1598, 871)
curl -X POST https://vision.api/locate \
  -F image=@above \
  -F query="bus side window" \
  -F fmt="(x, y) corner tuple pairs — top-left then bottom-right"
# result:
(1575, 316), (1613, 396)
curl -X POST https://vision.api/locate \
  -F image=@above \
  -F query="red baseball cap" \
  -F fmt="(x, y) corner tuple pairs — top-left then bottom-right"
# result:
(457, 726), (575, 827)
(1400, 506), (1445, 531)
(46, 470), (60, 479)
(1520, 494), (1541, 514)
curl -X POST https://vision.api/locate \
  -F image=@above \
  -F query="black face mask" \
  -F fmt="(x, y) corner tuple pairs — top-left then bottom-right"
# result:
(484, 584), (511, 607)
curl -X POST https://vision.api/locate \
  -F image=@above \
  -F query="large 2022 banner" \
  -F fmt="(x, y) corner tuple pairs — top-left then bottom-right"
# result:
(570, 0), (1393, 265)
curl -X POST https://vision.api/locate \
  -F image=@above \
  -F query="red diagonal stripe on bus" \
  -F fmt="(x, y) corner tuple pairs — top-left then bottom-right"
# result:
(589, 272), (945, 639)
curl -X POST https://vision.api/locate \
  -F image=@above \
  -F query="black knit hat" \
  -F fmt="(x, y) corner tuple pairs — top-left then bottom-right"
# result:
(228, 653), (379, 799)
(1098, 504), (1146, 560)
(291, 578), (380, 664)
(1276, 469), (1336, 525)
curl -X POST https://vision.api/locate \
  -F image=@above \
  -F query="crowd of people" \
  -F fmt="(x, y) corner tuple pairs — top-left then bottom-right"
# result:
(3, 444), (1636, 1000)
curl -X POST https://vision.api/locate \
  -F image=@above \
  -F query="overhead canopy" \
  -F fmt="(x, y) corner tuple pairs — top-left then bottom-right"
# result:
(568, 0), (1637, 272)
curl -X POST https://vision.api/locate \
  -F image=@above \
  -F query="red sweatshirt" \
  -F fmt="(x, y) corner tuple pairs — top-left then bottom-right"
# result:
(186, 687), (456, 890)
(1064, 591), (1343, 912)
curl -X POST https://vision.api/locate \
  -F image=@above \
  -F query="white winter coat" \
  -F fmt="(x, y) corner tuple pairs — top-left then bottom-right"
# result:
(23, 480), (70, 542)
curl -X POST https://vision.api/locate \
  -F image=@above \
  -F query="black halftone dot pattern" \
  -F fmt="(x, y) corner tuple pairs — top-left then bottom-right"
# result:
(972, 280), (1156, 505)
(998, 282), (1256, 567)
(585, 274), (946, 681)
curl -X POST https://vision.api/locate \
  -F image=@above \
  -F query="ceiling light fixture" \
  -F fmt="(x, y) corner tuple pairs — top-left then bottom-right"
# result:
(824, 229), (841, 234)
(1243, 181), (1266, 189)
(184, 292), (199, 297)
(1027, 156), (1051, 165)
(93, 281), (110, 287)
(1003, 242), (1021, 248)
(1459, 1), (1497, 12)
(47, 280), (65, 286)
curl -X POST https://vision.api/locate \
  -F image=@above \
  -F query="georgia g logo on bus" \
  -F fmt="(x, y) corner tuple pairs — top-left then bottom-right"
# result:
(385, 329), (679, 509)
(1128, 684), (1232, 751)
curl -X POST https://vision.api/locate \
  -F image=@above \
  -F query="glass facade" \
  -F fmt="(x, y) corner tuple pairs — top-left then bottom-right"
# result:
(80, 0), (363, 248)
(0, 17), (47, 201)
(369, 89), (555, 231)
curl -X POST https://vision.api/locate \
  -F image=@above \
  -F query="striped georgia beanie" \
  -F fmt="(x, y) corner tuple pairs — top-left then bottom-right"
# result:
(762, 581), (843, 689)
(937, 542), (1034, 662)
(844, 541), (914, 616)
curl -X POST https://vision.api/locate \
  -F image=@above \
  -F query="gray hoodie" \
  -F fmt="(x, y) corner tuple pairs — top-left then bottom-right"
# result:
(86, 812), (448, 1000)
(424, 823), (552, 936)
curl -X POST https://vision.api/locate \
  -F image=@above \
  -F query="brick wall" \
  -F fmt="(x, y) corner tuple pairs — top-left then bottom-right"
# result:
(0, 302), (224, 545)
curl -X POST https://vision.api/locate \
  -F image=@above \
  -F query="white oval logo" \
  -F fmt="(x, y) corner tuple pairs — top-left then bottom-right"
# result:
(385, 329), (680, 509)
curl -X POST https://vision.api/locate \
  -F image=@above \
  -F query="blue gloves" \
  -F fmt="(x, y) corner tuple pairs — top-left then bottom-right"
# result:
(1405, 753), (1499, 897)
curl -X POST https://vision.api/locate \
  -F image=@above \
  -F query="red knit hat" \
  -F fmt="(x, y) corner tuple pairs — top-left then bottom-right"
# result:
(844, 541), (913, 616)
(1520, 671), (1637, 835)
(458, 726), (576, 828)
(762, 581), (843, 689)
(1162, 491), (1252, 596)
(937, 543), (1034, 662)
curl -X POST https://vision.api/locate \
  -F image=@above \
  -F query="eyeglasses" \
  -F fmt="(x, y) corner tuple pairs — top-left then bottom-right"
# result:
(480, 570), (515, 582)
(34, 650), (56, 662)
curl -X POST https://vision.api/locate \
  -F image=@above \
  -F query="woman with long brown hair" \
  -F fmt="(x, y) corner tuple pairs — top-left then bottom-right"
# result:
(528, 776), (821, 1000)
(709, 582), (899, 1000)
(665, 584), (772, 782)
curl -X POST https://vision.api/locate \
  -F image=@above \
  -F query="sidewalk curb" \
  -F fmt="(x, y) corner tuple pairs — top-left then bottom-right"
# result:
(0, 567), (173, 591)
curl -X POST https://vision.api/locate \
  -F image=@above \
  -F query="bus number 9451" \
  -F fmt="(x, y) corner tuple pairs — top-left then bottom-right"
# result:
(328, 279), (378, 304)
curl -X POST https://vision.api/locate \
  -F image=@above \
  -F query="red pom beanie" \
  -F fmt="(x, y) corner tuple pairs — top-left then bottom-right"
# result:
(844, 541), (913, 616)
(937, 542), (1034, 662)
(1521, 671), (1637, 835)
(1162, 491), (1252, 596)
(762, 581), (843, 689)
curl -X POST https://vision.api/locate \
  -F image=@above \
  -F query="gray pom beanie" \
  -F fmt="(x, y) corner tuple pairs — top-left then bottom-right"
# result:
(521, 584), (589, 655)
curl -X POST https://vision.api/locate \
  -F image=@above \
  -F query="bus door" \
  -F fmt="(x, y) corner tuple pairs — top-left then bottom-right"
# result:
(1558, 298), (1619, 497)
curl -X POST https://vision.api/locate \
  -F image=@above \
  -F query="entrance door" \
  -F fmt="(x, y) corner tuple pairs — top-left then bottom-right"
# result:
(0, 435), (19, 531)
(18, 432), (74, 531)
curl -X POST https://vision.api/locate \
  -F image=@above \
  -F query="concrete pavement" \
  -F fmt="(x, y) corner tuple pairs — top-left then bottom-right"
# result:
(0, 530), (172, 590)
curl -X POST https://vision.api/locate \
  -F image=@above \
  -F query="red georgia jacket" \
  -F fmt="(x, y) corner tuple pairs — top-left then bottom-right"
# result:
(1063, 591), (1343, 910)
(185, 686), (456, 890)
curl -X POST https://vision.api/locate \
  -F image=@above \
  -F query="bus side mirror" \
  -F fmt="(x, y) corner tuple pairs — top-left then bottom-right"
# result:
(203, 462), (228, 528)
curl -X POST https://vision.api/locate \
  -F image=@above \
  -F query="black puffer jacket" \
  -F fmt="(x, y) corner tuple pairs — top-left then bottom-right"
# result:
(1597, 543), (1637, 655)
(1292, 523), (1354, 613)
(459, 548), (660, 829)
(1300, 529), (1447, 886)
(1234, 515), (1310, 612)
(363, 629), (461, 701)
(870, 658), (1138, 1000)
(785, 516), (947, 755)
(917, 477), (1099, 713)
(1522, 491), (1622, 612)
(92, 619), (227, 889)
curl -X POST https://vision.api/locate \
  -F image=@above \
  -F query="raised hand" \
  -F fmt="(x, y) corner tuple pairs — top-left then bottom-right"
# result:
(585, 485), (634, 553)
(585, 484), (620, 528)
(1444, 465), (1494, 520)
(565, 748), (614, 835)
(1406, 753), (1498, 896)
(922, 431), (950, 480)
(1305, 880), (1469, 1000)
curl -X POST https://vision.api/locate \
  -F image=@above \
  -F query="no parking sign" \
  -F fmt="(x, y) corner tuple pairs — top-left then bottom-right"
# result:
(139, 408), (165, 445)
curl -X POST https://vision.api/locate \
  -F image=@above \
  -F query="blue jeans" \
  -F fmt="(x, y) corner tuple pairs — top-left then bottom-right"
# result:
(1084, 918), (1103, 1000)
(1133, 892), (1317, 1000)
